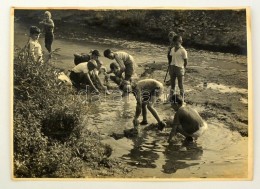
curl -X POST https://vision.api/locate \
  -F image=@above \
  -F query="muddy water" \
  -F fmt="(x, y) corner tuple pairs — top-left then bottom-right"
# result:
(14, 22), (248, 178)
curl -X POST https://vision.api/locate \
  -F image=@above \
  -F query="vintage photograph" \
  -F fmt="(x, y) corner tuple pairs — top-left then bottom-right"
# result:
(12, 8), (251, 179)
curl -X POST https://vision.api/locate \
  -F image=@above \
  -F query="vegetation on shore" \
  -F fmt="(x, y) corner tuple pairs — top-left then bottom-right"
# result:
(15, 9), (247, 54)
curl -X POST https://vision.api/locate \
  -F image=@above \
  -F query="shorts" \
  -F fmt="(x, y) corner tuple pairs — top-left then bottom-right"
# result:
(124, 60), (135, 81)
(169, 65), (185, 77)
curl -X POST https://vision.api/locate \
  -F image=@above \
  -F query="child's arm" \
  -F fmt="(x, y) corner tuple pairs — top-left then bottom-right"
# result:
(184, 59), (188, 68)
(167, 113), (180, 143)
(85, 72), (99, 93)
(114, 54), (126, 72)
(133, 90), (142, 127)
(182, 49), (188, 68)
(93, 70), (107, 90)
(40, 19), (54, 28)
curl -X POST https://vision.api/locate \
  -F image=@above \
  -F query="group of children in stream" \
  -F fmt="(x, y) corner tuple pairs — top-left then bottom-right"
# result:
(26, 11), (207, 144)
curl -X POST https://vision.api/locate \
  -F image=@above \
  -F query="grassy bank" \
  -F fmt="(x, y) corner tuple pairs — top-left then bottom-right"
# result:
(15, 9), (247, 54)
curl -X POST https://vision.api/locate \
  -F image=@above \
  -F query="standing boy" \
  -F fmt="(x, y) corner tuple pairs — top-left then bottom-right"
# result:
(169, 35), (188, 98)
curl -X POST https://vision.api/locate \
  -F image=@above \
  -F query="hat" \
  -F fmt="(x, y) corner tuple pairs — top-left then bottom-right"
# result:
(30, 26), (41, 35)
(91, 50), (101, 57)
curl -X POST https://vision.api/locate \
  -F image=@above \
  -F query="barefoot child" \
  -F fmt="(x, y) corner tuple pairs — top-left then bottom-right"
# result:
(121, 79), (166, 131)
(168, 94), (208, 143)
(39, 11), (55, 53)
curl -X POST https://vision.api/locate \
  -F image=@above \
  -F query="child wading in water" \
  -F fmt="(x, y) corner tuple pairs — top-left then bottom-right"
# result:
(27, 26), (43, 64)
(120, 79), (166, 132)
(39, 11), (55, 54)
(168, 94), (207, 144)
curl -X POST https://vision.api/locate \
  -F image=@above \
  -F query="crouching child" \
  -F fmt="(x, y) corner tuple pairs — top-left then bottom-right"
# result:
(168, 94), (208, 144)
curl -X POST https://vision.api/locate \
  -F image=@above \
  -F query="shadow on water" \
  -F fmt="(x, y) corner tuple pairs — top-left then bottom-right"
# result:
(162, 143), (203, 174)
(121, 130), (159, 169)
(121, 123), (203, 173)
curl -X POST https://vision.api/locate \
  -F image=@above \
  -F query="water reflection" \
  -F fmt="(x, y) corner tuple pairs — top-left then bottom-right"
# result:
(122, 131), (159, 169)
(162, 143), (203, 174)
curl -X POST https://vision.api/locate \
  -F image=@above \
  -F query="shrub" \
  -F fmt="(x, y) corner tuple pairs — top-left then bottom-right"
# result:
(13, 46), (114, 178)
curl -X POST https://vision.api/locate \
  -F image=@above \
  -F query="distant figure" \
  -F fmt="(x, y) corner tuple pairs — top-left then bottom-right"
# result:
(168, 35), (188, 98)
(69, 50), (101, 92)
(103, 49), (135, 81)
(121, 79), (166, 130)
(39, 11), (55, 53)
(167, 31), (177, 64)
(168, 94), (207, 144)
(28, 26), (43, 64)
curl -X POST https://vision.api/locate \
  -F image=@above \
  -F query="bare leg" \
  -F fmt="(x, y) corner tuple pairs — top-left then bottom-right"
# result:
(177, 75), (184, 98)
(147, 96), (161, 123)
(140, 103), (148, 124)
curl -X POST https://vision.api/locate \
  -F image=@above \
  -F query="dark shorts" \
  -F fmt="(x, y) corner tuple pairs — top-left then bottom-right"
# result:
(169, 65), (185, 77)
(125, 61), (135, 81)
(45, 32), (54, 52)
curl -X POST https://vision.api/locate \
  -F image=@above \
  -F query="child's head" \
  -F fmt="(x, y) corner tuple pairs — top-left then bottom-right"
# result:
(44, 11), (52, 19)
(110, 62), (119, 72)
(91, 50), (101, 61)
(87, 60), (98, 71)
(173, 35), (183, 47)
(170, 94), (183, 111)
(30, 26), (41, 40)
(168, 31), (177, 43)
(104, 49), (114, 59)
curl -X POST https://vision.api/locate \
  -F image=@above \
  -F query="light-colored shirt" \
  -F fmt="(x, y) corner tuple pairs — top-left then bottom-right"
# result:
(114, 51), (134, 65)
(72, 62), (89, 73)
(28, 38), (43, 63)
(170, 46), (188, 68)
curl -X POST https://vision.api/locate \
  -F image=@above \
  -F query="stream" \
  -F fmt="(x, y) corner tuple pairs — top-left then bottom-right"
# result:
(14, 21), (248, 179)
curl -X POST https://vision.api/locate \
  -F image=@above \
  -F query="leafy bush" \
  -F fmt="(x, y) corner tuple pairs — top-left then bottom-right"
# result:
(13, 46), (114, 178)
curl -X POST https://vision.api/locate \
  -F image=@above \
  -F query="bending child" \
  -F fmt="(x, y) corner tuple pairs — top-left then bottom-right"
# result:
(168, 94), (208, 144)
(120, 79), (166, 131)
(103, 49), (135, 81)
(69, 50), (101, 92)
